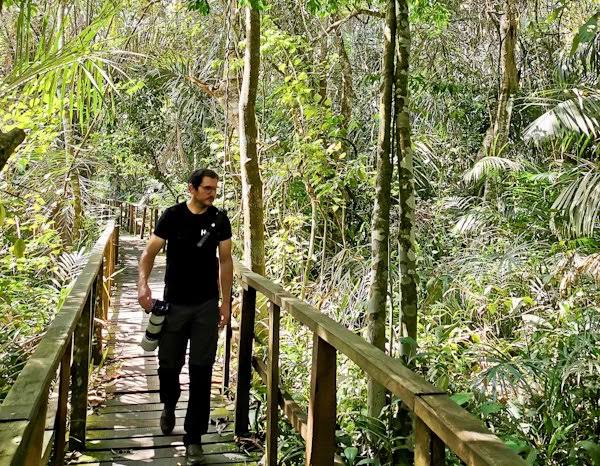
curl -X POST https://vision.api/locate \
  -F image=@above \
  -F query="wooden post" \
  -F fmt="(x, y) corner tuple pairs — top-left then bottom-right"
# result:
(52, 338), (72, 466)
(92, 265), (103, 365)
(114, 225), (120, 266)
(129, 205), (134, 233)
(102, 251), (110, 319)
(234, 286), (256, 436)
(415, 417), (445, 466)
(148, 207), (154, 236)
(133, 206), (138, 235)
(105, 240), (113, 310)
(140, 206), (147, 239)
(19, 396), (48, 466)
(266, 302), (280, 466)
(69, 288), (93, 451)
(306, 335), (336, 465)
(222, 296), (233, 393)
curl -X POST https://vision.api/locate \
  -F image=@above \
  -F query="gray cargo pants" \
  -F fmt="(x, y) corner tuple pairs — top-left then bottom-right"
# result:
(157, 298), (219, 445)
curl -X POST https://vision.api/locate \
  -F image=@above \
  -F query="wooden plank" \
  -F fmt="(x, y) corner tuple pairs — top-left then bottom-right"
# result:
(234, 287), (256, 436)
(97, 395), (226, 414)
(104, 392), (191, 407)
(266, 302), (280, 466)
(86, 423), (231, 440)
(414, 395), (526, 466)
(69, 445), (258, 464)
(415, 416), (445, 466)
(306, 335), (336, 466)
(87, 406), (231, 427)
(86, 432), (234, 451)
(68, 457), (258, 466)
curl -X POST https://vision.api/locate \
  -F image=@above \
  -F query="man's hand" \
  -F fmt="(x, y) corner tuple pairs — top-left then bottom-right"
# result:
(219, 301), (231, 328)
(138, 283), (153, 313)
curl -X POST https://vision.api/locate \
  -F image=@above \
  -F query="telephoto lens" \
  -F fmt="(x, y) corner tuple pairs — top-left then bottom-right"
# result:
(140, 299), (170, 352)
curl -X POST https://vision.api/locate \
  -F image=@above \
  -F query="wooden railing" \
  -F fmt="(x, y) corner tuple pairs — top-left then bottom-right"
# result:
(231, 259), (527, 466)
(111, 200), (160, 240)
(0, 222), (118, 466)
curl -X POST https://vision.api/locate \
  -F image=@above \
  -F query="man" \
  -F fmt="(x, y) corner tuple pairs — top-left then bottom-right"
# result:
(137, 168), (233, 465)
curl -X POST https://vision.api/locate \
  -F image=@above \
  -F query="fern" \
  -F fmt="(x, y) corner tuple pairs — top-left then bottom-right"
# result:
(463, 156), (522, 184)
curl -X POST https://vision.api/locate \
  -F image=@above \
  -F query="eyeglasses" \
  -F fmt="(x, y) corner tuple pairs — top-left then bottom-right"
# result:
(200, 185), (217, 193)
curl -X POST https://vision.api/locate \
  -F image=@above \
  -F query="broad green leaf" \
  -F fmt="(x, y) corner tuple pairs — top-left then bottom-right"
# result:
(343, 447), (358, 464)
(479, 401), (504, 416)
(579, 441), (600, 465)
(12, 238), (26, 258)
(571, 13), (599, 56)
(450, 392), (473, 406)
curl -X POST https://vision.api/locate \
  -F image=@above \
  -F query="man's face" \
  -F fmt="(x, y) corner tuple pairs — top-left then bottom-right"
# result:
(189, 176), (218, 207)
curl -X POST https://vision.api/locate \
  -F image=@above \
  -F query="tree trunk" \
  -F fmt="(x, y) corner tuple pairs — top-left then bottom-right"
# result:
(0, 128), (26, 172)
(239, 6), (265, 275)
(481, 0), (519, 156)
(395, 0), (417, 360)
(366, 0), (395, 419)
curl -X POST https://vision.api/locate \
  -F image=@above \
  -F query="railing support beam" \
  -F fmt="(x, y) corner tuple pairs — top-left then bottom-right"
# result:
(52, 337), (73, 466)
(69, 288), (94, 451)
(306, 335), (336, 465)
(234, 286), (256, 437)
(415, 416), (445, 466)
(265, 302), (280, 466)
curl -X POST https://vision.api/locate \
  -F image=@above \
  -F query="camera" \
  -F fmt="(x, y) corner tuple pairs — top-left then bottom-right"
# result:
(140, 299), (170, 352)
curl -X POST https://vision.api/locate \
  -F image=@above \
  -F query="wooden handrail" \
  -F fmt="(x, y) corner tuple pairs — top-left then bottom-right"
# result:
(112, 200), (160, 240)
(232, 258), (527, 466)
(0, 222), (119, 466)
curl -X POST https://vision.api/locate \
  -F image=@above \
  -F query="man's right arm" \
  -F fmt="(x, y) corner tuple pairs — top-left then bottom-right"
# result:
(138, 234), (166, 312)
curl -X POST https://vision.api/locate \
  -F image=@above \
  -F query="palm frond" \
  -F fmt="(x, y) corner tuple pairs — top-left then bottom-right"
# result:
(51, 248), (87, 290)
(463, 156), (522, 184)
(523, 89), (600, 143)
(551, 169), (600, 238)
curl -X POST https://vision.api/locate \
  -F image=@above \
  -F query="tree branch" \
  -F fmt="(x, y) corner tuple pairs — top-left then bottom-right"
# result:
(316, 9), (383, 41)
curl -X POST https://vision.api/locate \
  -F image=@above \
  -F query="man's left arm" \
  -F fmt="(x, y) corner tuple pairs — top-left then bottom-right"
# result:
(218, 238), (233, 328)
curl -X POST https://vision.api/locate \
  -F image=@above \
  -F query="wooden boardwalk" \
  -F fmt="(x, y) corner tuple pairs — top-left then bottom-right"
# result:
(67, 234), (258, 466)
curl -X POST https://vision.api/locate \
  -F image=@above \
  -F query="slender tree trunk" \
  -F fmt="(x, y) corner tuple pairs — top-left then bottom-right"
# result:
(366, 0), (395, 419)
(395, 0), (417, 359)
(481, 0), (518, 156)
(239, 6), (265, 275)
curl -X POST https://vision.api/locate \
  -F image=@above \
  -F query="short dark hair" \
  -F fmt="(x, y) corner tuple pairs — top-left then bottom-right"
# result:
(188, 168), (219, 189)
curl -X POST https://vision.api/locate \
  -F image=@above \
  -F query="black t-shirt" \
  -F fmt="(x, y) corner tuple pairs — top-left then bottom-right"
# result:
(153, 202), (232, 305)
